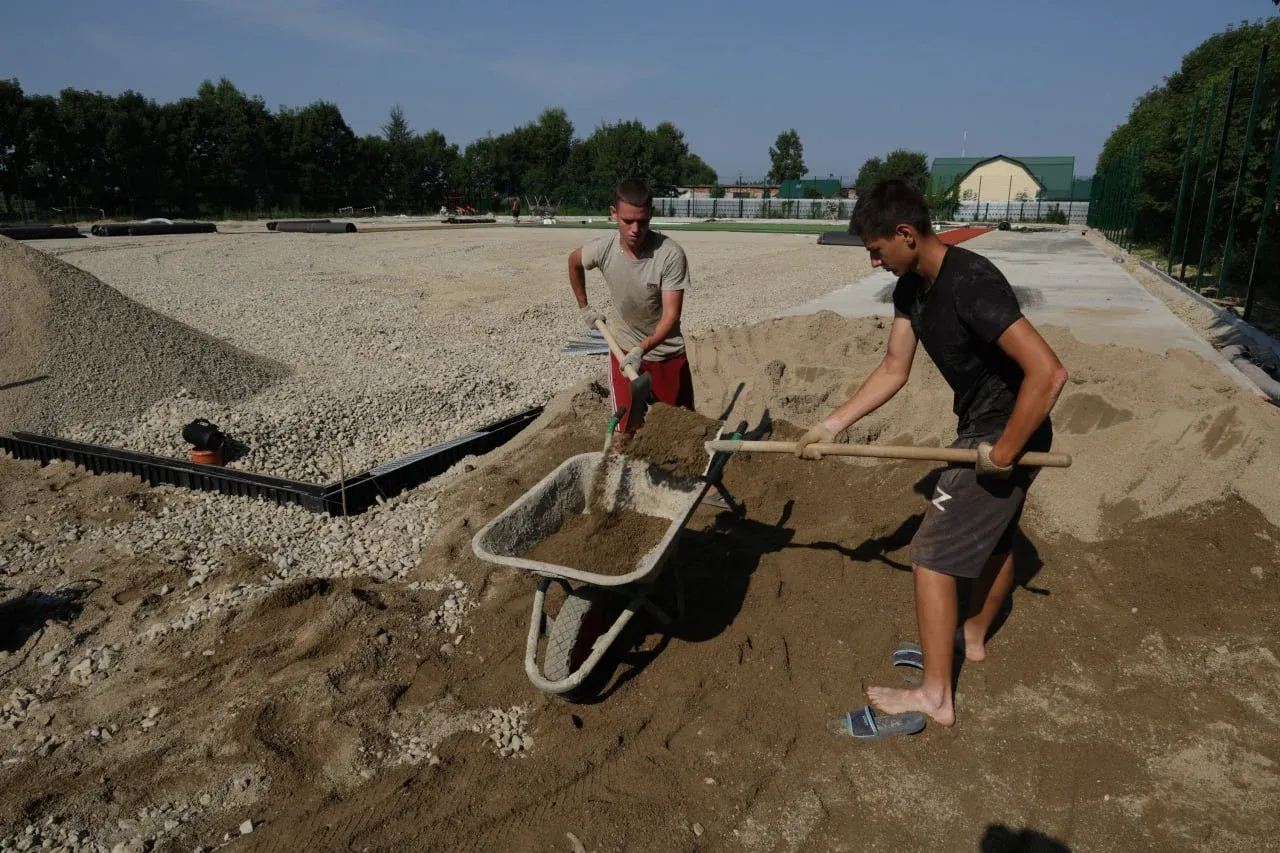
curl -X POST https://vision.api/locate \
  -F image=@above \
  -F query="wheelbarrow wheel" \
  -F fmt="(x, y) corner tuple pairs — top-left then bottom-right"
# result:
(544, 587), (612, 690)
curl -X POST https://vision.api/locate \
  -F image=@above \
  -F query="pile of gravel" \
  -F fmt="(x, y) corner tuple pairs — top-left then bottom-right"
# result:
(23, 228), (866, 481)
(0, 236), (288, 435)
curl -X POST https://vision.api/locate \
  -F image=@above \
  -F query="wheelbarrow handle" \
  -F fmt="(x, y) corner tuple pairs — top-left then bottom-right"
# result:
(703, 440), (1073, 469)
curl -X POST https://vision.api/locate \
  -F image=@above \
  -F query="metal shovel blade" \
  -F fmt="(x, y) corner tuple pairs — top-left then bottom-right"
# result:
(625, 371), (654, 430)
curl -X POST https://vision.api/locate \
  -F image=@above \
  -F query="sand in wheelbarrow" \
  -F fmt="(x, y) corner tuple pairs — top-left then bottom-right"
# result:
(621, 402), (725, 479)
(524, 507), (671, 576)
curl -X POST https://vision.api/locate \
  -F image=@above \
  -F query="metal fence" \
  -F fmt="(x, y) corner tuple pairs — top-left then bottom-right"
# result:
(653, 195), (1090, 224)
(652, 197), (855, 220)
(950, 201), (1089, 225)
(1090, 45), (1280, 339)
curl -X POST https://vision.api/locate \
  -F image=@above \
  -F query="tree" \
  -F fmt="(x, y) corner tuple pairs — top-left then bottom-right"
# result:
(768, 129), (805, 184)
(854, 149), (930, 197)
(854, 156), (884, 198)
(880, 149), (930, 191)
(678, 153), (717, 186)
(1097, 17), (1280, 253)
(0, 78), (717, 219)
(381, 105), (413, 146)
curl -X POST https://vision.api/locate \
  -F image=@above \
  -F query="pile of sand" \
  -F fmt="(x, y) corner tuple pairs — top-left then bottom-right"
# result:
(622, 402), (728, 478)
(510, 308), (1280, 578)
(0, 236), (287, 435)
(688, 311), (1280, 541)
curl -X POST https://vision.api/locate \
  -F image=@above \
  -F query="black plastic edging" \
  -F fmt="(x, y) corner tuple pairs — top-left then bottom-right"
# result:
(816, 231), (863, 246)
(0, 225), (85, 240)
(0, 432), (331, 512)
(91, 222), (217, 237)
(320, 407), (543, 514)
(267, 219), (331, 231)
(0, 406), (544, 516)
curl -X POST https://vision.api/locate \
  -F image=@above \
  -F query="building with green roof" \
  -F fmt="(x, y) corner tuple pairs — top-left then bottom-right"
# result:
(931, 155), (1091, 202)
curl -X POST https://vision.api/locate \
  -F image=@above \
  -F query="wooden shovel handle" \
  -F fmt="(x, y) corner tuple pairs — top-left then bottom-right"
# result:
(595, 318), (641, 380)
(703, 439), (1073, 468)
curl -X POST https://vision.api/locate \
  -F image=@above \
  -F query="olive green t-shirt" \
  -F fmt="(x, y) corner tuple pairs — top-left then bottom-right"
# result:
(580, 231), (691, 361)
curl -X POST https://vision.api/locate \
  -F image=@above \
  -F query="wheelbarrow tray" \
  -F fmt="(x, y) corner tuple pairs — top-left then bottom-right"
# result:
(470, 451), (709, 587)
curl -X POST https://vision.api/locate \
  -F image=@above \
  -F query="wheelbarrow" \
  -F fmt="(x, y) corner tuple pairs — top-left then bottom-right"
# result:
(471, 422), (745, 701)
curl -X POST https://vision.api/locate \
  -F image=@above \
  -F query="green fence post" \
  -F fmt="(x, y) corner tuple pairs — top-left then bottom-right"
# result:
(1244, 102), (1280, 324)
(1105, 156), (1116, 240)
(1105, 160), (1116, 242)
(1220, 46), (1268, 297)
(1168, 93), (1202, 275)
(1126, 142), (1146, 252)
(1196, 66), (1240, 292)
(1120, 149), (1134, 246)
(1180, 82), (1219, 281)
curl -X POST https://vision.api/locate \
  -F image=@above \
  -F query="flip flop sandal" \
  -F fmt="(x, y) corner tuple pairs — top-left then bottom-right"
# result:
(828, 704), (926, 740)
(892, 642), (924, 684)
(892, 635), (969, 684)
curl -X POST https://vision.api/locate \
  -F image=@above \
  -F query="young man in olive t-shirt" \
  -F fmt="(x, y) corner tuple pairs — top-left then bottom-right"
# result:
(568, 177), (695, 445)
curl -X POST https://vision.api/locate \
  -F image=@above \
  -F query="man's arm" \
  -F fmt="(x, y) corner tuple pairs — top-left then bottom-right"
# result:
(639, 289), (683, 353)
(568, 247), (589, 308)
(987, 318), (1069, 467)
(795, 317), (917, 458)
(823, 316), (918, 433)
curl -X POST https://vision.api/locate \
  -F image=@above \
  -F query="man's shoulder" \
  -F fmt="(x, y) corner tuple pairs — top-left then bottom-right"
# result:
(581, 231), (616, 265)
(947, 245), (1005, 282)
(585, 231), (616, 251)
(651, 232), (687, 257)
(893, 271), (922, 298)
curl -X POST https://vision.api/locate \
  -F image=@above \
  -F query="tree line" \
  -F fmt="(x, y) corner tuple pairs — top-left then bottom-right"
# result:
(1095, 16), (1280, 264)
(0, 77), (720, 220)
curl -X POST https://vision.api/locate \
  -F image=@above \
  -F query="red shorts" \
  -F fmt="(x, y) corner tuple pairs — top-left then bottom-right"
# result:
(608, 352), (695, 432)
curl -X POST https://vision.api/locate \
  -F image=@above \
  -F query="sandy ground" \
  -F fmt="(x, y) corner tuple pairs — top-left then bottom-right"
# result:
(2, 229), (1280, 852)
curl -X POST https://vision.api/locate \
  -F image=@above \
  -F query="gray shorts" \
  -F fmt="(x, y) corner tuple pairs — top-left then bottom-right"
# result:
(909, 430), (1049, 579)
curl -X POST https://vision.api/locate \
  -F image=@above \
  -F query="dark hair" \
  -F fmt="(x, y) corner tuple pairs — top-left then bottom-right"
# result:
(848, 177), (933, 239)
(614, 177), (653, 208)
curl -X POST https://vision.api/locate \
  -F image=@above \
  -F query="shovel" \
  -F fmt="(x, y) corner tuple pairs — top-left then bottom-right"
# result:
(703, 439), (1073, 469)
(595, 318), (654, 430)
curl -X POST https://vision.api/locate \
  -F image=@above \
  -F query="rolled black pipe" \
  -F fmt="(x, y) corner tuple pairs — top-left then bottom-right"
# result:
(93, 222), (217, 237)
(266, 219), (331, 231)
(816, 231), (863, 246)
(274, 220), (357, 233)
(0, 225), (84, 240)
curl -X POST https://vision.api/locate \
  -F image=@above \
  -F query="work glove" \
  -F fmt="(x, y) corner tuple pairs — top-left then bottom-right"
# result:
(619, 346), (645, 376)
(976, 441), (1014, 479)
(580, 305), (607, 333)
(794, 423), (836, 460)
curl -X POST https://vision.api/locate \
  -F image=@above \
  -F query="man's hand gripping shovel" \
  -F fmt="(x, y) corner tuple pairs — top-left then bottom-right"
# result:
(595, 318), (654, 441)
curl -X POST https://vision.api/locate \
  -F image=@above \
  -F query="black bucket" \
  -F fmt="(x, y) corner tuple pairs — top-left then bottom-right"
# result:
(181, 419), (225, 451)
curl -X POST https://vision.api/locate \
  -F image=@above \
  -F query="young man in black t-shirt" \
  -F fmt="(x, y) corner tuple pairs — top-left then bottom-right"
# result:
(795, 178), (1068, 733)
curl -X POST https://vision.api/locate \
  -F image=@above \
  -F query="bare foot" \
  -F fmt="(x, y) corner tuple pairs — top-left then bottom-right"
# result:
(866, 685), (955, 727)
(962, 621), (988, 662)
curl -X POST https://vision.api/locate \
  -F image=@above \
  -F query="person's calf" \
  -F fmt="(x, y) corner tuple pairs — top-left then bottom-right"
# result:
(961, 551), (1016, 662)
(875, 564), (960, 725)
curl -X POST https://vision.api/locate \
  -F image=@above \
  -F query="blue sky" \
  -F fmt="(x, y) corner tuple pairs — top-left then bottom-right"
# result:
(2, 0), (1273, 179)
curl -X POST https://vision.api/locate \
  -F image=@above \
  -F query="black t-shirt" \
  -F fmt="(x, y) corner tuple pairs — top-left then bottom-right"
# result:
(892, 245), (1049, 441)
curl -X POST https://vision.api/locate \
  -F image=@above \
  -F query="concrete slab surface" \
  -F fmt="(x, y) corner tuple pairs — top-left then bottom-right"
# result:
(778, 230), (1258, 392)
